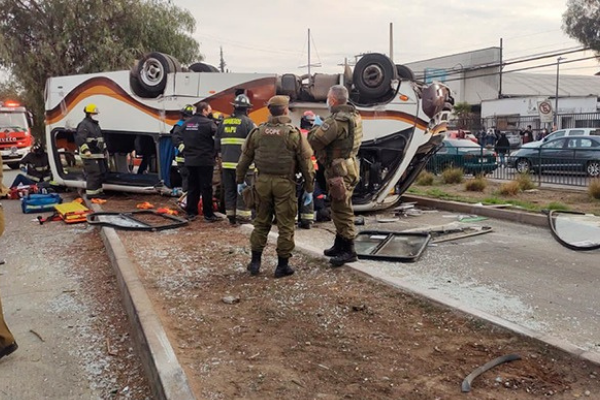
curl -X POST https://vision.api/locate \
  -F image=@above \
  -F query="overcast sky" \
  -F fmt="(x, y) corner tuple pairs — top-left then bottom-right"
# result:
(175, 0), (598, 76)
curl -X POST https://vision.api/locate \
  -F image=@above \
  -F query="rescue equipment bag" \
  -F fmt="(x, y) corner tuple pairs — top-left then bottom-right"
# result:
(21, 193), (63, 214)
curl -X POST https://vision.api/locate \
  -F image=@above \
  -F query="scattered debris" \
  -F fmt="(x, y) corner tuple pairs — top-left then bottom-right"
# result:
(355, 231), (431, 262)
(106, 338), (118, 356)
(376, 217), (400, 223)
(461, 353), (521, 393)
(91, 198), (107, 204)
(136, 202), (154, 210)
(354, 215), (365, 226)
(222, 296), (240, 305)
(457, 215), (488, 223)
(87, 211), (188, 231)
(29, 329), (45, 342)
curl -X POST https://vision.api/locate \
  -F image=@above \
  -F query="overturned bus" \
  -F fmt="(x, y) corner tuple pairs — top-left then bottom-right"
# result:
(45, 52), (452, 212)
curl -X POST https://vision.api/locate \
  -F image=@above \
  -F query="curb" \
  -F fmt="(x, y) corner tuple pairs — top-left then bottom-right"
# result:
(86, 201), (196, 400)
(401, 194), (548, 227)
(240, 224), (600, 367)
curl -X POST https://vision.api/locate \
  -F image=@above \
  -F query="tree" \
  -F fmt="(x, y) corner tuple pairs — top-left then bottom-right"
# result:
(452, 102), (472, 129)
(0, 0), (201, 137)
(563, 0), (600, 52)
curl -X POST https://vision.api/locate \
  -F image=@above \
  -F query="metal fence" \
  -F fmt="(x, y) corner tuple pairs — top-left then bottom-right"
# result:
(426, 145), (600, 188)
(452, 112), (600, 135)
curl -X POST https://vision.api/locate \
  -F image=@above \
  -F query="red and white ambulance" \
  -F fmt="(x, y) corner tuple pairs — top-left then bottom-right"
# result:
(0, 100), (34, 169)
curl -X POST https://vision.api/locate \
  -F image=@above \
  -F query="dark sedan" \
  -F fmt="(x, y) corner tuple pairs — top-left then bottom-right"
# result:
(427, 138), (497, 175)
(510, 135), (600, 177)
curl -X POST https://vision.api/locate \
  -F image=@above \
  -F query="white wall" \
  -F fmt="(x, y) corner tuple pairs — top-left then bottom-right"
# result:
(481, 96), (598, 118)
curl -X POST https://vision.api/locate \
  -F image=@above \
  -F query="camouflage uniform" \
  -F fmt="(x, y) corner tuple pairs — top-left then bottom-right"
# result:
(237, 97), (314, 270)
(0, 156), (17, 357)
(308, 104), (363, 240)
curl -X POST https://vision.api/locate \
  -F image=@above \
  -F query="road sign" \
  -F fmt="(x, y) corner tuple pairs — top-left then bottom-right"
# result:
(538, 100), (554, 123)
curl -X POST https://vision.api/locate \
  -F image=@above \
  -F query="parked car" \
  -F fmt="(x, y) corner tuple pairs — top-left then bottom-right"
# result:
(523, 127), (600, 149)
(510, 135), (600, 177)
(427, 138), (497, 175)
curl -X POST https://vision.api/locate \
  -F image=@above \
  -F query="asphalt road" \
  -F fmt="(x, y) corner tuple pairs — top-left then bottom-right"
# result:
(296, 210), (600, 354)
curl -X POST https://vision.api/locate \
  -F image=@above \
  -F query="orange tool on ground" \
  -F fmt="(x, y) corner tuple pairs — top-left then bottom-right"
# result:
(136, 201), (154, 209)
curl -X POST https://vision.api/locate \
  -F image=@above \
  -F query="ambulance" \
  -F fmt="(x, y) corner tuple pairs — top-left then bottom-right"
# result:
(0, 100), (34, 169)
(44, 52), (452, 212)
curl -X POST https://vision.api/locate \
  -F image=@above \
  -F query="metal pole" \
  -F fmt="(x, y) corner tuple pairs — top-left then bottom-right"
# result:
(389, 22), (394, 62)
(308, 28), (311, 77)
(555, 57), (560, 127)
(498, 38), (503, 99)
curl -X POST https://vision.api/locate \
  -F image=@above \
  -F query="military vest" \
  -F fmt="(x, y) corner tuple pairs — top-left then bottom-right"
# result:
(254, 122), (298, 176)
(326, 108), (363, 162)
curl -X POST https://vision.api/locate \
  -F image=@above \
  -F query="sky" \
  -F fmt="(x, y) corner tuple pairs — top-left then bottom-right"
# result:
(175, 0), (599, 76)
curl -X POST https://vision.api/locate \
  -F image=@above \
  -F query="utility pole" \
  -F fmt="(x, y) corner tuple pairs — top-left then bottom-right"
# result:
(298, 28), (321, 75)
(555, 56), (566, 127)
(219, 46), (226, 73)
(498, 38), (503, 99)
(389, 22), (394, 62)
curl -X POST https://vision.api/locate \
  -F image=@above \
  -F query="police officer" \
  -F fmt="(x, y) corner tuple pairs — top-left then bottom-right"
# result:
(10, 142), (51, 188)
(181, 102), (222, 222)
(75, 104), (108, 199)
(171, 104), (196, 192)
(216, 94), (256, 224)
(0, 155), (18, 361)
(236, 95), (314, 278)
(308, 85), (363, 267)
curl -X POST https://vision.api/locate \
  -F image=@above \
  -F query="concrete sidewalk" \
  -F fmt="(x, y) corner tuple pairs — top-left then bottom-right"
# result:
(0, 198), (151, 399)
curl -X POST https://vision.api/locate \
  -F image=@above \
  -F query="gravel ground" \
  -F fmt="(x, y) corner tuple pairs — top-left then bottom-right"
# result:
(102, 195), (600, 400)
(0, 194), (152, 400)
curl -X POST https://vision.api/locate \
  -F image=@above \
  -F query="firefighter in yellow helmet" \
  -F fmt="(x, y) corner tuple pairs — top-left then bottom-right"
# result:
(75, 104), (108, 199)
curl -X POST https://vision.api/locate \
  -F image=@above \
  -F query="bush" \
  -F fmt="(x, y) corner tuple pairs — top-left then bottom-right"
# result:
(546, 202), (570, 211)
(589, 179), (600, 200)
(416, 171), (435, 186)
(498, 181), (520, 196)
(465, 176), (487, 192)
(441, 167), (464, 184)
(516, 173), (536, 191)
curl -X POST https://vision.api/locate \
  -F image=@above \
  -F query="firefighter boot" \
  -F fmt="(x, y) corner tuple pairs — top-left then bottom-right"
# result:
(323, 234), (343, 257)
(247, 251), (261, 276)
(274, 256), (295, 278)
(330, 237), (358, 268)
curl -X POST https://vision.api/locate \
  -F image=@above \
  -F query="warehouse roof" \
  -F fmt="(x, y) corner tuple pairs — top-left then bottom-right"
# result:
(502, 73), (600, 98)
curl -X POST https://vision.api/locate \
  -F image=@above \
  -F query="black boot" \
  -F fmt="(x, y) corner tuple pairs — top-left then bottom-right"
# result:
(324, 234), (343, 257)
(274, 256), (295, 278)
(330, 237), (358, 267)
(228, 216), (237, 225)
(247, 251), (261, 276)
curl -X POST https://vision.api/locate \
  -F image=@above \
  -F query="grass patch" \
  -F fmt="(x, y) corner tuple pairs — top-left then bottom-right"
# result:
(516, 173), (536, 191)
(464, 175), (487, 192)
(546, 202), (570, 211)
(482, 196), (540, 212)
(498, 181), (520, 196)
(441, 167), (464, 184)
(589, 179), (600, 200)
(415, 171), (435, 186)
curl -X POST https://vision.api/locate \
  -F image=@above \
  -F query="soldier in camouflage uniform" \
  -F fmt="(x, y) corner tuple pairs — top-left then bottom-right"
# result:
(308, 85), (363, 267)
(236, 95), (315, 278)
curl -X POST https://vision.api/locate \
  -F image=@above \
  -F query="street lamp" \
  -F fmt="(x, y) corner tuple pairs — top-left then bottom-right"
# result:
(555, 57), (566, 127)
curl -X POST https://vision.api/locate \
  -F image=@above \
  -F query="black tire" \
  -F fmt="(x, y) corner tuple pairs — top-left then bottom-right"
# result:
(135, 52), (173, 96)
(166, 55), (182, 72)
(129, 66), (151, 97)
(396, 64), (415, 81)
(353, 53), (397, 99)
(586, 160), (600, 177)
(7, 162), (19, 170)
(189, 62), (219, 73)
(515, 158), (531, 174)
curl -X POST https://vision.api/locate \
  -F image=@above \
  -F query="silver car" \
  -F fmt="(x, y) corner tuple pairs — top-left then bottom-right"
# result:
(500, 131), (522, 150)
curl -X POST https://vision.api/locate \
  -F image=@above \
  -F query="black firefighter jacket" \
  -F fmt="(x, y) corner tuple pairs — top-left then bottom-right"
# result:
(181, 114), (218, 167)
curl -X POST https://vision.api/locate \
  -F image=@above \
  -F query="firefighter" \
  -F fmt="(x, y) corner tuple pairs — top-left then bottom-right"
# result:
(236, 95), (314, 278)
(10, 142), (51, 188)
(216, 94), (256, 225)
(0, 155), (18, 361)
(308, 85), (363, 267)
(171, 104), (196, 192)
(75, 104), (108, 199)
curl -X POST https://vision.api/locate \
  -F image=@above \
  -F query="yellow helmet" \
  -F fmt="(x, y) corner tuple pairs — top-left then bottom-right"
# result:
(84, 103), (99, 114)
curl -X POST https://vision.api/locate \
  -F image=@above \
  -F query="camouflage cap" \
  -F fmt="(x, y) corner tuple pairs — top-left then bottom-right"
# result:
(267, 95), (290, 107)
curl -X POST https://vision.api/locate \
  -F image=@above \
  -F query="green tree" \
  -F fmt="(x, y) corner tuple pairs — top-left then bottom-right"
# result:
(452, 102), (472, 129)
(563, 0), (600, 52)
(0, 0), (201, 137)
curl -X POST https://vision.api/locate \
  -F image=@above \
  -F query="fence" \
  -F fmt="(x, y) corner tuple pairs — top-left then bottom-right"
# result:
(452, 112), (600, 135)
(426, 144), (600, 188)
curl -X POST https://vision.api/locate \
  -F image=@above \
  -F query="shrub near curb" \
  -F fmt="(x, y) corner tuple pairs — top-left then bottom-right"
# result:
(589, 179), (600, 200)
(498, 181), (520, 196)
(416, 171), (435, 186)
(441, 167), (464, 184)
(465, 176), (487, 192)
(516, 173), (536, 191)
